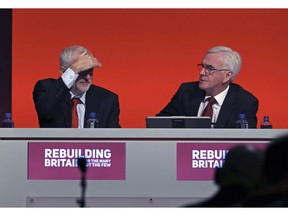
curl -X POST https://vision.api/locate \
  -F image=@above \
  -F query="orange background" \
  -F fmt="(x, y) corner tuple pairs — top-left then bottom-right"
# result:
(12, 9), (288, 128)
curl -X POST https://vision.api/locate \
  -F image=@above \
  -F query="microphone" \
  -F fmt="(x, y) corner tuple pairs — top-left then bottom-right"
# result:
(77, 157), (87, 174)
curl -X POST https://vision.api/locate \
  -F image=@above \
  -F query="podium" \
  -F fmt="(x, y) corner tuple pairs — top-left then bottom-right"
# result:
(0, 128), (287, 207)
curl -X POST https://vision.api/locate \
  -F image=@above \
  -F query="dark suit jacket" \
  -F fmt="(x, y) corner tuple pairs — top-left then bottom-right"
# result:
(33, 77), (120, 128)
(156, 82), (259, 128)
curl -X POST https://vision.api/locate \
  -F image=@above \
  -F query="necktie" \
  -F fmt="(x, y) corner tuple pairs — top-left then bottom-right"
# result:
(202, 96), (217, 119)
(71, 98), (80, 128)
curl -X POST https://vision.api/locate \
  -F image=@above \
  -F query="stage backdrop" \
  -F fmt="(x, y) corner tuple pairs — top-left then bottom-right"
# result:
(12, 9), (288, 128)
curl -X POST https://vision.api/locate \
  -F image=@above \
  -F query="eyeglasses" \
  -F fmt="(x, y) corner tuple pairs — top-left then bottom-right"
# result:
(197, 63), (230, 75)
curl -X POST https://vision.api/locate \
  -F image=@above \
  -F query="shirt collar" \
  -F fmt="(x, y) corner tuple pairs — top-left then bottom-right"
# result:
(204, 85), (230, 106)
(70, 91), (87, 105)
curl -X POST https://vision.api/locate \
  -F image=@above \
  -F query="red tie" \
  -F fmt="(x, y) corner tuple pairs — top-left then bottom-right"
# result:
(202, 96), (217, 119)
(71, 98), (80, 128)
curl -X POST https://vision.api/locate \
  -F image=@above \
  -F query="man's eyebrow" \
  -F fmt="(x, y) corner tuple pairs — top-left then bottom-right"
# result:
(203, 64), (215, 69)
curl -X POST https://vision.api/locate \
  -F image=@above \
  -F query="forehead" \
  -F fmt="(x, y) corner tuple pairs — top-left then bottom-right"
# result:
(203, 52), (225, 67)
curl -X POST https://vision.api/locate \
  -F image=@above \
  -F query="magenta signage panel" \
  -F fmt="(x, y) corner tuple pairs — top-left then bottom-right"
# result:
(28, 142), (126, 180)
(177, 142), (267, 181)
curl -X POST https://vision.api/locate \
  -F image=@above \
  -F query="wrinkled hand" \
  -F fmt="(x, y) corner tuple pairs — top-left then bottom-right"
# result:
(70, 51), (102, 74)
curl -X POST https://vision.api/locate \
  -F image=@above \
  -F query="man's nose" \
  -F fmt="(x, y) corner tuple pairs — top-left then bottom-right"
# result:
(199, 67), (206, 75)
(83, 73), (93, 81)
(86, 72), (93, 78)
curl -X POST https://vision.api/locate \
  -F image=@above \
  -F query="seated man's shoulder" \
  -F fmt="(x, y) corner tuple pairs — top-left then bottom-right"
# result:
(34, 78), (59, 87)
(179, 81), (200, 90)
(230, 83), (258, 100)
(89, 84), (119, 97)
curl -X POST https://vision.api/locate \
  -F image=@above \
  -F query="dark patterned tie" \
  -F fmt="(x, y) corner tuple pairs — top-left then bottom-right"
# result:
(202, 96), (217, 119)
(71, 98), (80, 128)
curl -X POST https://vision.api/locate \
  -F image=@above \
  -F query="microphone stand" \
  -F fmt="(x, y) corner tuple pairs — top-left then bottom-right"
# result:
(76, 157), (87, 207)
(77, 173), (86, 207)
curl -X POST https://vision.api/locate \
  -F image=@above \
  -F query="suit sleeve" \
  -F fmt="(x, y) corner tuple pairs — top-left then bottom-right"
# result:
(108, 94), (121, 128)
(156, 84), (185, 116)
(33, 78), (70, 119)
(244, 96), (259, 128)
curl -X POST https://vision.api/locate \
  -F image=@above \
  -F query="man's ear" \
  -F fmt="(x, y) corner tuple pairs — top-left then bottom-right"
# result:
(223, 71), (233, 84)
(60, 66), (66, 73)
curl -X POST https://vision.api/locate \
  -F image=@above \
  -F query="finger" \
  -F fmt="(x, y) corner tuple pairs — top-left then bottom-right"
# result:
(79, 50), (88, 57)
(94, 58), (102, 68)
(73, 51), (88, 64)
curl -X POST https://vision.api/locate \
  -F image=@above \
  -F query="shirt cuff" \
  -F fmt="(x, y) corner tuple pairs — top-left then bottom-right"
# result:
(61, 68), (79, 88)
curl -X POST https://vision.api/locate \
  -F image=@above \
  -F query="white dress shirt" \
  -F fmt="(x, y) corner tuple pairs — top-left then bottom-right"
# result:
(197, 86), (230, 126)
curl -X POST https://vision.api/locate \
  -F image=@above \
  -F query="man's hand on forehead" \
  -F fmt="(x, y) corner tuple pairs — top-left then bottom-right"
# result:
(70, 52), (102, 74)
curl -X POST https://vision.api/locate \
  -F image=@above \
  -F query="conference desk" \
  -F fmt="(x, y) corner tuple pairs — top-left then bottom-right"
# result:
(0, 128), (287, 207)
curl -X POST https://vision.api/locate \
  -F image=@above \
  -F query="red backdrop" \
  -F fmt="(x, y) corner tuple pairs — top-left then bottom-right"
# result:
(12, 9), (288, 128)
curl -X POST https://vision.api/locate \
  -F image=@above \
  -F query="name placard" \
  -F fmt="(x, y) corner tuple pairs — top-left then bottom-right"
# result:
(28, 142), (126, 180)
(177, 142), (267, 181)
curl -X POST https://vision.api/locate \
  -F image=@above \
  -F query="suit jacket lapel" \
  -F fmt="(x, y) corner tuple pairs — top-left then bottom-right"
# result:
(85, 87), (100, 121)
(84, 91), (92, 121)
(61, 97), (72, 127)
(190, 95), (205, 116)
(188, 85), (206, 116)
(215, 86), (236, 128)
